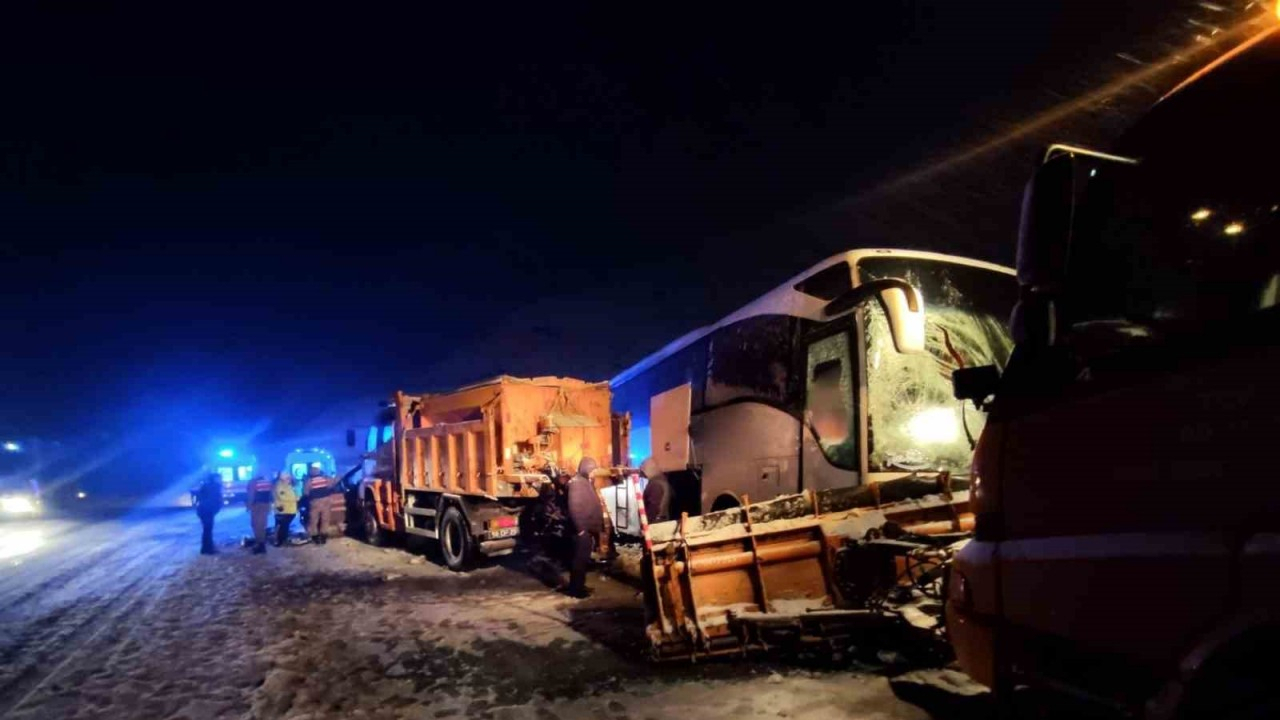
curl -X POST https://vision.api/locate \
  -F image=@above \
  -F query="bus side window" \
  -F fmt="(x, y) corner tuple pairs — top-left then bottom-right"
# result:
(705, 315), (793, 407)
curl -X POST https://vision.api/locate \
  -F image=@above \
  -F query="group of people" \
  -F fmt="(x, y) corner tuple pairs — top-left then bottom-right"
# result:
(194, 466), (342, 555)
(192, 453), (676, 596)
(557, 455), (671, 599)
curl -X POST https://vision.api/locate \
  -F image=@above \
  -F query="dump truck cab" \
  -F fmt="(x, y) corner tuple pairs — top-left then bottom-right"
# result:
(947, 26), (1280, 717)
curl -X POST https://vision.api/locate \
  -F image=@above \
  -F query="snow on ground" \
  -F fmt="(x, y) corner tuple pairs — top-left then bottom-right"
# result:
(1, 510), (972, 719)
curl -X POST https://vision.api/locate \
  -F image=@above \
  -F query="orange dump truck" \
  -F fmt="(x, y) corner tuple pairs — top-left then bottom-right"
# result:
(352, 376), (621, 570)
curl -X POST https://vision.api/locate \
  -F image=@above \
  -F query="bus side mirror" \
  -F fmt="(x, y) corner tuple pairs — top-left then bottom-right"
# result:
(877, 284), (925, 354)
(953, 365), (1000, 406)
(823, 277), (925, 354)
(346, 429), (356, 448)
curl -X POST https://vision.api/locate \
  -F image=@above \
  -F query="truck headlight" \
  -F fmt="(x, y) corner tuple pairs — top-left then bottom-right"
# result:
(1, 496), (37, 514)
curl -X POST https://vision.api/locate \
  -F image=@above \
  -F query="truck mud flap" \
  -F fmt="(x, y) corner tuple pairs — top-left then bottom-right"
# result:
(643, 475), (970, 661)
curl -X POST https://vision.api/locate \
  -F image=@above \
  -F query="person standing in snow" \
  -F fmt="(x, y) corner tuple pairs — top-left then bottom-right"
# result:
(640, 457), (672, 524)
(564, 457), (603, 598)
(246, 475), (274, 554)
(195, 472), (223, 555)
(304, 466), (336, 545)
(272, 470), (299, 546)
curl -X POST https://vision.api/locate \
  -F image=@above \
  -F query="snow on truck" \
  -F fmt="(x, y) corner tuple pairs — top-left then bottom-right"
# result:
(350, 376), (621, 570)
(611, 248), (1019, 659)
(946, 24), (1280, 718)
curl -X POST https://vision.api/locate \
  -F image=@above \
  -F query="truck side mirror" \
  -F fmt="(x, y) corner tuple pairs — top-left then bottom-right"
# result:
(346, 429), (356, 448)
(1015, 145), (1139, 347)
(823, 277), (926, 354)
(953, 365), (1001, 406)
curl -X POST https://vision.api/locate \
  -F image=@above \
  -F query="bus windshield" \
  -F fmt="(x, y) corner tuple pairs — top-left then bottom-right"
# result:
(859, 257), (1016, 474)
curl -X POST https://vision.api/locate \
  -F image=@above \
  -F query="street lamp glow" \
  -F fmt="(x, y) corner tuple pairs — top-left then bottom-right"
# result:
(1190, 208), (1212, 222)
(217, 448), (235, 459)
(1224, 222), (1245, 236)
(2, 442), (20, 453)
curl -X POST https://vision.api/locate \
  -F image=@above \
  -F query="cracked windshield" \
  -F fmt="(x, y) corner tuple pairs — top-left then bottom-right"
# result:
(860, 258), (1016, 473)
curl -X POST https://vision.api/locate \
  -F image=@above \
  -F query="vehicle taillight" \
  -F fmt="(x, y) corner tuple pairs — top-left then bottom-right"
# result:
(491, 516), (517, 529)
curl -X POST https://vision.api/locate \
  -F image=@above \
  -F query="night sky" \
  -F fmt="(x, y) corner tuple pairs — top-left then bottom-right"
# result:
(0, 2), (1265, 493)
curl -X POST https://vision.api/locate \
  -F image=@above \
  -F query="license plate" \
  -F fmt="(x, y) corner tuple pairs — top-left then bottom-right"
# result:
(489, 527), (519, 539)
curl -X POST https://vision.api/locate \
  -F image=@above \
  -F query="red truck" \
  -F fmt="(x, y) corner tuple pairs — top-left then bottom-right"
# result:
(947, 24), (1280, 718)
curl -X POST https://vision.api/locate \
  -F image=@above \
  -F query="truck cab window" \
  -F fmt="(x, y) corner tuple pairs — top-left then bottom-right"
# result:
(805, 332), (857, 469)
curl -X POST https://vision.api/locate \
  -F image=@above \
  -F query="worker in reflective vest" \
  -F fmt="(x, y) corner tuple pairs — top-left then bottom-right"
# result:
(305, 466), (336, 545)
(272, 470), (299, 546)
(246, 475), (274, 554)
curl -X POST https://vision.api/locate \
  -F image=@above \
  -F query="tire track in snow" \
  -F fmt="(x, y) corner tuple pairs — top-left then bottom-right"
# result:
(0, 516), (192, 719)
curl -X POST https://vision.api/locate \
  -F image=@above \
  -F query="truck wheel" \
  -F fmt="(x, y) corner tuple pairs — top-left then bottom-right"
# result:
(439, 505), (475, 571)
(362, 499), (387, 547)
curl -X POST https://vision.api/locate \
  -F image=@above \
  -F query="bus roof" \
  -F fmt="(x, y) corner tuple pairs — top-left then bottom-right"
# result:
(610, 248), (1012, 387)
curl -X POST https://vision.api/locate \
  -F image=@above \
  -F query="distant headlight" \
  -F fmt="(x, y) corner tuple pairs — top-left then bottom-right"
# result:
(1, 496), (37, 514)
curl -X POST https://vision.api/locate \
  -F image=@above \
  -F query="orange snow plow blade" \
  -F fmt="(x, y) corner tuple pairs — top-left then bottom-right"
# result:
(643, 475), (971, 660)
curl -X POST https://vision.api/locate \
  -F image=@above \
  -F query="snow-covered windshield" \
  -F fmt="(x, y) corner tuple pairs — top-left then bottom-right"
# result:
(860, 257), (1015, 474)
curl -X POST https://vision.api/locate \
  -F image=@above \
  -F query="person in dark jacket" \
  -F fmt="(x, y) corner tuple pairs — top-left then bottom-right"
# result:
(564, 457), (603, 598)
(640, 457), (672, 524)
(195, 473), (223, 555)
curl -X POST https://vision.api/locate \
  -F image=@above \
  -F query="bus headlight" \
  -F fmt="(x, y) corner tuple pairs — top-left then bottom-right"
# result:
(1, 496), (37, 514)
(905, 407), (960, 445)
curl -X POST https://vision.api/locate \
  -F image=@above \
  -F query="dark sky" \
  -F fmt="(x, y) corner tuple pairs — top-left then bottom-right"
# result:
(0, 2), (1266, 489)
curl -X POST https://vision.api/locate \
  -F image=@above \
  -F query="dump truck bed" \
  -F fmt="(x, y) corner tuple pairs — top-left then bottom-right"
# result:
(393, 375), (614, 498)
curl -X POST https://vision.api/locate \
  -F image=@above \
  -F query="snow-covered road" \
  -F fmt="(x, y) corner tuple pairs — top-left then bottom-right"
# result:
(0, 509), (976, 720)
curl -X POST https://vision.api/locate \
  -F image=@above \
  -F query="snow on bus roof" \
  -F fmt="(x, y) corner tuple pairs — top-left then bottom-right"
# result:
(610, 248), (1011, 388)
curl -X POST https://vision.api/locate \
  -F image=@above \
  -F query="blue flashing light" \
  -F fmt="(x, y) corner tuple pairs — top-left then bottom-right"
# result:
(2, 441), (20, 453)
(217, 447), (235, 459)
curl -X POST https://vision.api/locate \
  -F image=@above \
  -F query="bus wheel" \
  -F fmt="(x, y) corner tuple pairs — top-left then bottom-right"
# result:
(362, 498), (387, 547)
(439, 505), (475, 572)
